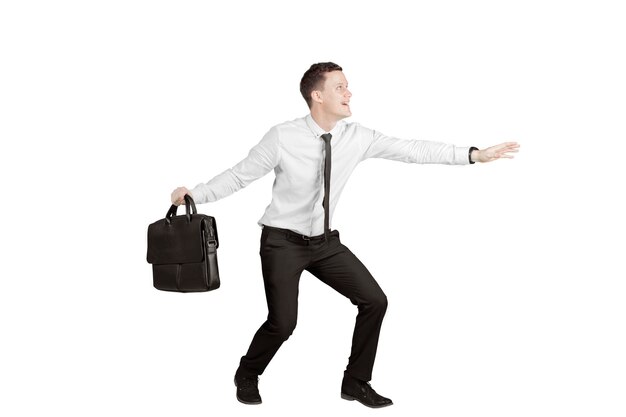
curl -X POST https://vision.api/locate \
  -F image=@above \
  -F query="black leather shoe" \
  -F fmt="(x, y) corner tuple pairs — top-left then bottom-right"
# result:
(341, 372), (393, 408)
(234, 375), (262, 405)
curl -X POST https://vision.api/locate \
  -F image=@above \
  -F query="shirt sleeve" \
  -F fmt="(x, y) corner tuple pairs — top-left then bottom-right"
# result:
(360, 125), (472, 165)
(190, 127), (280, 204)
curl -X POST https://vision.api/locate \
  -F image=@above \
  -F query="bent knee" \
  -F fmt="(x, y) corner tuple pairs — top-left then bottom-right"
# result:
(278, 323), (297, 341)
(363, 292), (388, 312)
(375, 293), (388, 311)
(266, 319), (297, 341)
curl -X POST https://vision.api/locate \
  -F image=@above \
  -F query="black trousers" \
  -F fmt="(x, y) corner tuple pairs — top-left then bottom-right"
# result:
(236, 225), (388, 382)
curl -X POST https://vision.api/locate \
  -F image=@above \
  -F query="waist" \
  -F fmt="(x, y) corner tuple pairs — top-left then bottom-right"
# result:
(262, 225), (337, 241)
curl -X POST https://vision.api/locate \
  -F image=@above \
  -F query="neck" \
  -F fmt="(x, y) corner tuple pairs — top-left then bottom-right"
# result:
(310, 109), (339, 133)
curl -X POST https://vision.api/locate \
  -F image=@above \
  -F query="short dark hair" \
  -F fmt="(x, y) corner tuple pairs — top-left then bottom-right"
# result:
(300, 62), (343, 108)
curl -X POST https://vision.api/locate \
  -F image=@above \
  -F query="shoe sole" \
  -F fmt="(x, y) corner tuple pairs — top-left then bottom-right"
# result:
(234, 377), (262, 405)
(341, 393), (393, 408)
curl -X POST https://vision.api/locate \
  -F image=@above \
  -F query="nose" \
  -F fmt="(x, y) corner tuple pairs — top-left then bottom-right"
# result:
(346, 89), (352, 99)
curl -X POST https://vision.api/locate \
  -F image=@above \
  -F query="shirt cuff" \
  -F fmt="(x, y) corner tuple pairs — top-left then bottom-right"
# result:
(468, 146), (479, 164)
(453, 146), (473, 164)
(189, 186), (205, 204)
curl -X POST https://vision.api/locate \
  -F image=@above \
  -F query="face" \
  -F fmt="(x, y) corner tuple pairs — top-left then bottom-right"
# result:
(314, 70), (352, 120)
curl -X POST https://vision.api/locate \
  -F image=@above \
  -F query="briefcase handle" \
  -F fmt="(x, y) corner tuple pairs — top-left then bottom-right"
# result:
(165, 194), (197, 224)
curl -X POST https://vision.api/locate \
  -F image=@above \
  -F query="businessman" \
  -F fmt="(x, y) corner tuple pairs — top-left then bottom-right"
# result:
(171, 62), (519, 408)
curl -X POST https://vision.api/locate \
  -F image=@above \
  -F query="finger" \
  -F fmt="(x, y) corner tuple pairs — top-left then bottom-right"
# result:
(498, 148), (519, 154)
(493, 150), (517, 157)
(496, 143), (519, 151)
(500, 145), (520, 151)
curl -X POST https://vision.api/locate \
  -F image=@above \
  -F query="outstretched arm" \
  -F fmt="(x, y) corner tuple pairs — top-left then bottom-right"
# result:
(170, 127), (280, 206)
(471, 142), (520, 163)
(360, 125), (520, 165)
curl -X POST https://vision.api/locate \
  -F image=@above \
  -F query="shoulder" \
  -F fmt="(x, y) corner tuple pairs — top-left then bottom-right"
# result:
(268, 115), (312, 141)
(341, 120), (375, 139)
(260, 118), (300, 141)
(274, 115), (308, 131)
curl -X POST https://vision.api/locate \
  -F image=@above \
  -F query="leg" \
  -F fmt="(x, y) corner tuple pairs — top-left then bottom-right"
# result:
(237, 228), (309, 377)
(307, 239), (388, 382)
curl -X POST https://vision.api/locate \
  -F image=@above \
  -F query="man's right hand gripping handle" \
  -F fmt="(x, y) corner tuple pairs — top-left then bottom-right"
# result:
(171, 187), (190, 206)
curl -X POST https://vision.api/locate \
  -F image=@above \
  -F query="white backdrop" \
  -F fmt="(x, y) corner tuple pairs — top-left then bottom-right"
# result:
(1, 1), (625, 416)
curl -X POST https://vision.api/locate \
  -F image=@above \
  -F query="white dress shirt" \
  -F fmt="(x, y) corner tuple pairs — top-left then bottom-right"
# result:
(190, 114), (473, 236)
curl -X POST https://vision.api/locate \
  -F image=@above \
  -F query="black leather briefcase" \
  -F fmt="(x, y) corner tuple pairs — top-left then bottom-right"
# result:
(147, 195), (220, 292)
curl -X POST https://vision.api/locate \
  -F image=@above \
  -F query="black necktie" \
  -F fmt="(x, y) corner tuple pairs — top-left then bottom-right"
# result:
(321, 133), (332, 241)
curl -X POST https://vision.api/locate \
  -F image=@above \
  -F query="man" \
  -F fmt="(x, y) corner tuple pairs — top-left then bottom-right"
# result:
(171, 62), (519, 408)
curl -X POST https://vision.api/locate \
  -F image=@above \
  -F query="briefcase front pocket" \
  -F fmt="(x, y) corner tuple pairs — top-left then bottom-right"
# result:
(152, 258), (215, 293)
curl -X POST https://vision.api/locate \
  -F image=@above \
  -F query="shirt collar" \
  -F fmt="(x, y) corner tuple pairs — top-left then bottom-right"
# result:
(305, 114), (345, 139)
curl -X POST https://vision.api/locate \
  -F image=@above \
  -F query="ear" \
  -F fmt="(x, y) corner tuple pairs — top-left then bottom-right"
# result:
(311, 90), (323, 105)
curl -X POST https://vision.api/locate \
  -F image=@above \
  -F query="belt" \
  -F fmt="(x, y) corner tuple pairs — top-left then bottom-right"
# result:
(262, 225), (334, 241)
